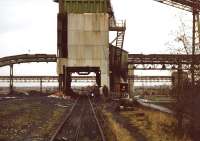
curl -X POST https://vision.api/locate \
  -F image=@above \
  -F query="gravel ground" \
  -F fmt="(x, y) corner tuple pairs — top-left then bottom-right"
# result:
(0, 95), (75, 141)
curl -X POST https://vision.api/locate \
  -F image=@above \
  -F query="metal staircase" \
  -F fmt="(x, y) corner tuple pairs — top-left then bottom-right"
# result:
(112, 21), (126, 68)
(116, 31), (125, 48)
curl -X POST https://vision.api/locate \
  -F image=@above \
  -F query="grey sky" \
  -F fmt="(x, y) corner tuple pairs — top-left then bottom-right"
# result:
(0, 0), (192, 76)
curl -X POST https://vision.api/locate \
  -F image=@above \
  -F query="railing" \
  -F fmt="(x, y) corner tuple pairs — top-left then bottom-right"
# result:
(109, 20), (126, 31)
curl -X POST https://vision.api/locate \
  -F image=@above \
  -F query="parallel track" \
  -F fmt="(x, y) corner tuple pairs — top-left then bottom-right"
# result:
(50, 96), (106, 141)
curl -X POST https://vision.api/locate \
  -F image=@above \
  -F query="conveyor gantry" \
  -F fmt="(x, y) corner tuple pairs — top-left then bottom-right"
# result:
(154, 0), (200, 84)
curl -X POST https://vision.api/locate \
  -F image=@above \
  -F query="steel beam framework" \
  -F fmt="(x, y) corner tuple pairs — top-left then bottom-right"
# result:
(128, 54), (200, 70)
(128, 75), (173, 82)
(128, 54), (200, 65)
(154, 0), (200, 12)
(0, 54), (57, 67)
(153, 0), (200, 85)
(0, 76), (97, 83)
(0, 75), (173, 83)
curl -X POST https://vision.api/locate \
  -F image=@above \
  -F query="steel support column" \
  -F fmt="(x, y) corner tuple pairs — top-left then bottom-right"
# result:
(58, 74), (63, 92)
(40, 77), (43, 93)
(191, 9), (200, 87)
(96, 71), (101, 87)
(9, 64), (13, 93)
(63, 67), (72, 95)
(177, 63), (182, 91)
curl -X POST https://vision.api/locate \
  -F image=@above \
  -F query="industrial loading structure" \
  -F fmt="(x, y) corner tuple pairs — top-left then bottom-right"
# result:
(54, 0), (126, 95)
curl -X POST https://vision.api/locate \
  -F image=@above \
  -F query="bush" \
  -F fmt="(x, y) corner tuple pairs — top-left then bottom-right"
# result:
(173, 80), (200, 139)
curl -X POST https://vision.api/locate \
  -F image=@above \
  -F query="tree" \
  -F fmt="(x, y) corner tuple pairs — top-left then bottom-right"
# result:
(168, 14), (200, 138)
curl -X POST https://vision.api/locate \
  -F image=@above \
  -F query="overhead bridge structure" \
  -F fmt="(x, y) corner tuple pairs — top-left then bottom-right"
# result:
(0, 75), (173, 84)
(0, 75), (173, 82)
(2, 54), (200, 69)
(129, 75), (173, 82)
(0, 54), (57, 92)
(0, 75), (96, 93)
(1, 53), (200, 92)
(0, 76), (96, 82)
(154, 0), (200, 12)
(153, 0), (200, 86)
(0, 75), (173, 93)
(0, 54), (57, 67)
(128, 54), (200, 70)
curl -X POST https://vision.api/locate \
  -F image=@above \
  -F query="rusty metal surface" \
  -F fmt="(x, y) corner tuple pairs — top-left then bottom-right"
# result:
(128, 54), (200, 65)
(57, 13), (68, 58)
(1, 53), (200, 70)
(54, 0), (114, 16)
(154, 0), (200, 12)
(110, 45), (128, 70)
(0, 54), (57, 67)
(128, 54), (200, 70)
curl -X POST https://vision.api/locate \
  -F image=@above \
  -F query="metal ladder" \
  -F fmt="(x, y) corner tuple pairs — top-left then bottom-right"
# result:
(114, 21), (126, 68)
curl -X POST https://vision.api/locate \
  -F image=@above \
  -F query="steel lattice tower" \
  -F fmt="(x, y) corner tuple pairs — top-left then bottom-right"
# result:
(154, 0), (200, 85)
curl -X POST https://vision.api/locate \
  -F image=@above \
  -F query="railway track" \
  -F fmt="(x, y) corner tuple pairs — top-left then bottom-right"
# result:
(50, 96), (106, 141)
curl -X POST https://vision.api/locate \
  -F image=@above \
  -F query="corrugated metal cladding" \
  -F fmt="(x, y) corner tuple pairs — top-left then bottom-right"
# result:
(67, 13), (109, 69)
(109, 46), (128, 70)
(57, 14), (68, 58)
(63, 0), (108, 13)
(57, 13), (110, 87)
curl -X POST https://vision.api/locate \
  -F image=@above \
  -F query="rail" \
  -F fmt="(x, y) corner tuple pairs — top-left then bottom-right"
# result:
(49, 98), (79, 141)
(89, 97), (106, 141)
(50, 96), (106, 141)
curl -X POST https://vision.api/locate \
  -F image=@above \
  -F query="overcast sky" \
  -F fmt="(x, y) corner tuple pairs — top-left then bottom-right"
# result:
(0, 0), (192, 76)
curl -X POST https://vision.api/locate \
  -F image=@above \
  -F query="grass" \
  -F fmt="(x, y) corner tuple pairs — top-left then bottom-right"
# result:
(120, 107), (192, 141)
(103, 110), (136, 141)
